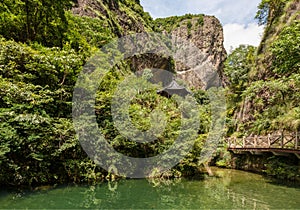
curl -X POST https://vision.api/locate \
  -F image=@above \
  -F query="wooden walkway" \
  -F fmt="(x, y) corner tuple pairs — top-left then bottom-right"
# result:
(227, 132), (300, 157)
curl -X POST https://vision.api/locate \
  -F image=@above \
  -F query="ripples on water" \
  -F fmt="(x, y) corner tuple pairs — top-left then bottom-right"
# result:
(0, 168), (300, 209)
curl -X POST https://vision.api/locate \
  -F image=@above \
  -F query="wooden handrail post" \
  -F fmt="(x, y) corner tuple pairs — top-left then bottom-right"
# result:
(281, 132), (284, 148)
(243, 136), (245, 148)
(234, 137), (236, 148)
(254, 135), (257, 147)
(268, 134), (271, 148)
(296, 131), (298, 149)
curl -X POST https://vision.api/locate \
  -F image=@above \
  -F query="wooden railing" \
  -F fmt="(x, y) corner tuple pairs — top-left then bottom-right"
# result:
(227, 132), (300, 150)
(226, 189), (269, 209)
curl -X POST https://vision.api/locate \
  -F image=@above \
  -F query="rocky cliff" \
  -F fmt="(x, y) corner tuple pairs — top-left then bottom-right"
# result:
(72, 0), (153, 35)
(231, 0), (300, 135)
(72, 1), (227, 90)
(256, 0), (300, 79)
(154, 15), (227, 89)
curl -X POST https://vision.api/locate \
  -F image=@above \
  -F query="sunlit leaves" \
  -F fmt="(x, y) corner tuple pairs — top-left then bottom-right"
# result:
(0, 0), (73, 47)
(224, 45), (256, 89)
(271, 21), (300, 75)
(255, 0), (289, 26)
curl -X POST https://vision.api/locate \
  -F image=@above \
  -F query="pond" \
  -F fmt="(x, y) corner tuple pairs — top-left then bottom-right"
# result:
(0, 168), (299, 209)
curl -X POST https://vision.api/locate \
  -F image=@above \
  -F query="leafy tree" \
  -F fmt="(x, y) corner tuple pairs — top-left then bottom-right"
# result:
(224, 45), (256, 93)
(0, 0), (73, 47)
(271, 21), (300, 75)
(255, 0), (288, 25)
(0, 38), (95, 186)
(187, 20), (192, 29)
(153, 14), (204, 33)
(224, 45), (257, 135)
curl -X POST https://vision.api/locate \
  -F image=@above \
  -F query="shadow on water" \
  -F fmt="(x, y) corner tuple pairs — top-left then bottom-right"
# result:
(266, 177), (300, 189)
(0, 168), (300, 209)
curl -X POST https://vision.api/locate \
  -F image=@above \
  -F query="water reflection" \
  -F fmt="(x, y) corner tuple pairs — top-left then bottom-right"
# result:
(0, 168), (299, 209)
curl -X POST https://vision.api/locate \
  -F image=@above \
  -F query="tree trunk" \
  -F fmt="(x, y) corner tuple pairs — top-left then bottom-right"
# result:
(204, 162), (214, 176)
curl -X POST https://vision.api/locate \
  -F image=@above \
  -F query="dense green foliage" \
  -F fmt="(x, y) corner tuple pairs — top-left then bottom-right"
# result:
(226, 0), (300, 135)
(271, 21), (300, 75)
(153, 14), (204, 33)
(0, 0), (124, 187)
(256, 0), (289, 25)
(224, 45), (257, 135)
(0, 0), (73, 47)
(0, 39), (91, 186)
(220, 0), (300, 181)
(224, 45), (256, 94)
(0, 0), (213, 187)
(264, 156), (299, 180)
(0, 0), (298, 187)
(93, 68), (212, 177)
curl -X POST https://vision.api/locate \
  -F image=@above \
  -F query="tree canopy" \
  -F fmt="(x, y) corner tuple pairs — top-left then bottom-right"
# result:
(0, 0), (73, 47)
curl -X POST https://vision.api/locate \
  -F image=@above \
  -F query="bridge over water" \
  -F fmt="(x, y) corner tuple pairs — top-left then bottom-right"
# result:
(227, 132), (300, 158)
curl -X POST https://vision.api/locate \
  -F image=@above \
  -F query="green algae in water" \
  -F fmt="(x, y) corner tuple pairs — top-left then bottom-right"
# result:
(0, 168), (300, 209)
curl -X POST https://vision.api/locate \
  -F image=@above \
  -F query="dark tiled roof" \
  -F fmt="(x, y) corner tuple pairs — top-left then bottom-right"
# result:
(157, 80), (190, 97)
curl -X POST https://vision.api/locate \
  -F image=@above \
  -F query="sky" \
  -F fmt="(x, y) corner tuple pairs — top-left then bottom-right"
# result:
(140, 0), (265, 52)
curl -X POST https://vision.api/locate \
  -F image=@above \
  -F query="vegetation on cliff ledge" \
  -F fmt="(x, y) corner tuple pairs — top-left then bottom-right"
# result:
(224, 0), (300, 180)
(0, 0), (299, 187)
(0, 0), (212, 187)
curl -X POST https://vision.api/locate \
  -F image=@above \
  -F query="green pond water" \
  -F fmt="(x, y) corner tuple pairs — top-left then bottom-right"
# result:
(1, 168), (300, 209)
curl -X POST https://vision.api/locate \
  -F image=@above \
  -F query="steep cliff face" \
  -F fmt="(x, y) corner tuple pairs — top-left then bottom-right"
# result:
(72, 0), (152, 35)
(154, 15), (227, 89)
(231, 0), (300, 135)
(72, 1), (226, 90)
(256, 0), (300, 79)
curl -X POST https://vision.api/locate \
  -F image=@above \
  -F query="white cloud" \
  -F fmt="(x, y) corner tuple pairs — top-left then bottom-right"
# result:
(223, 23), (264, 53)
(140, 1), (265, 53)
(140, 0), (186, 18)
(141, 0), (261, 25)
